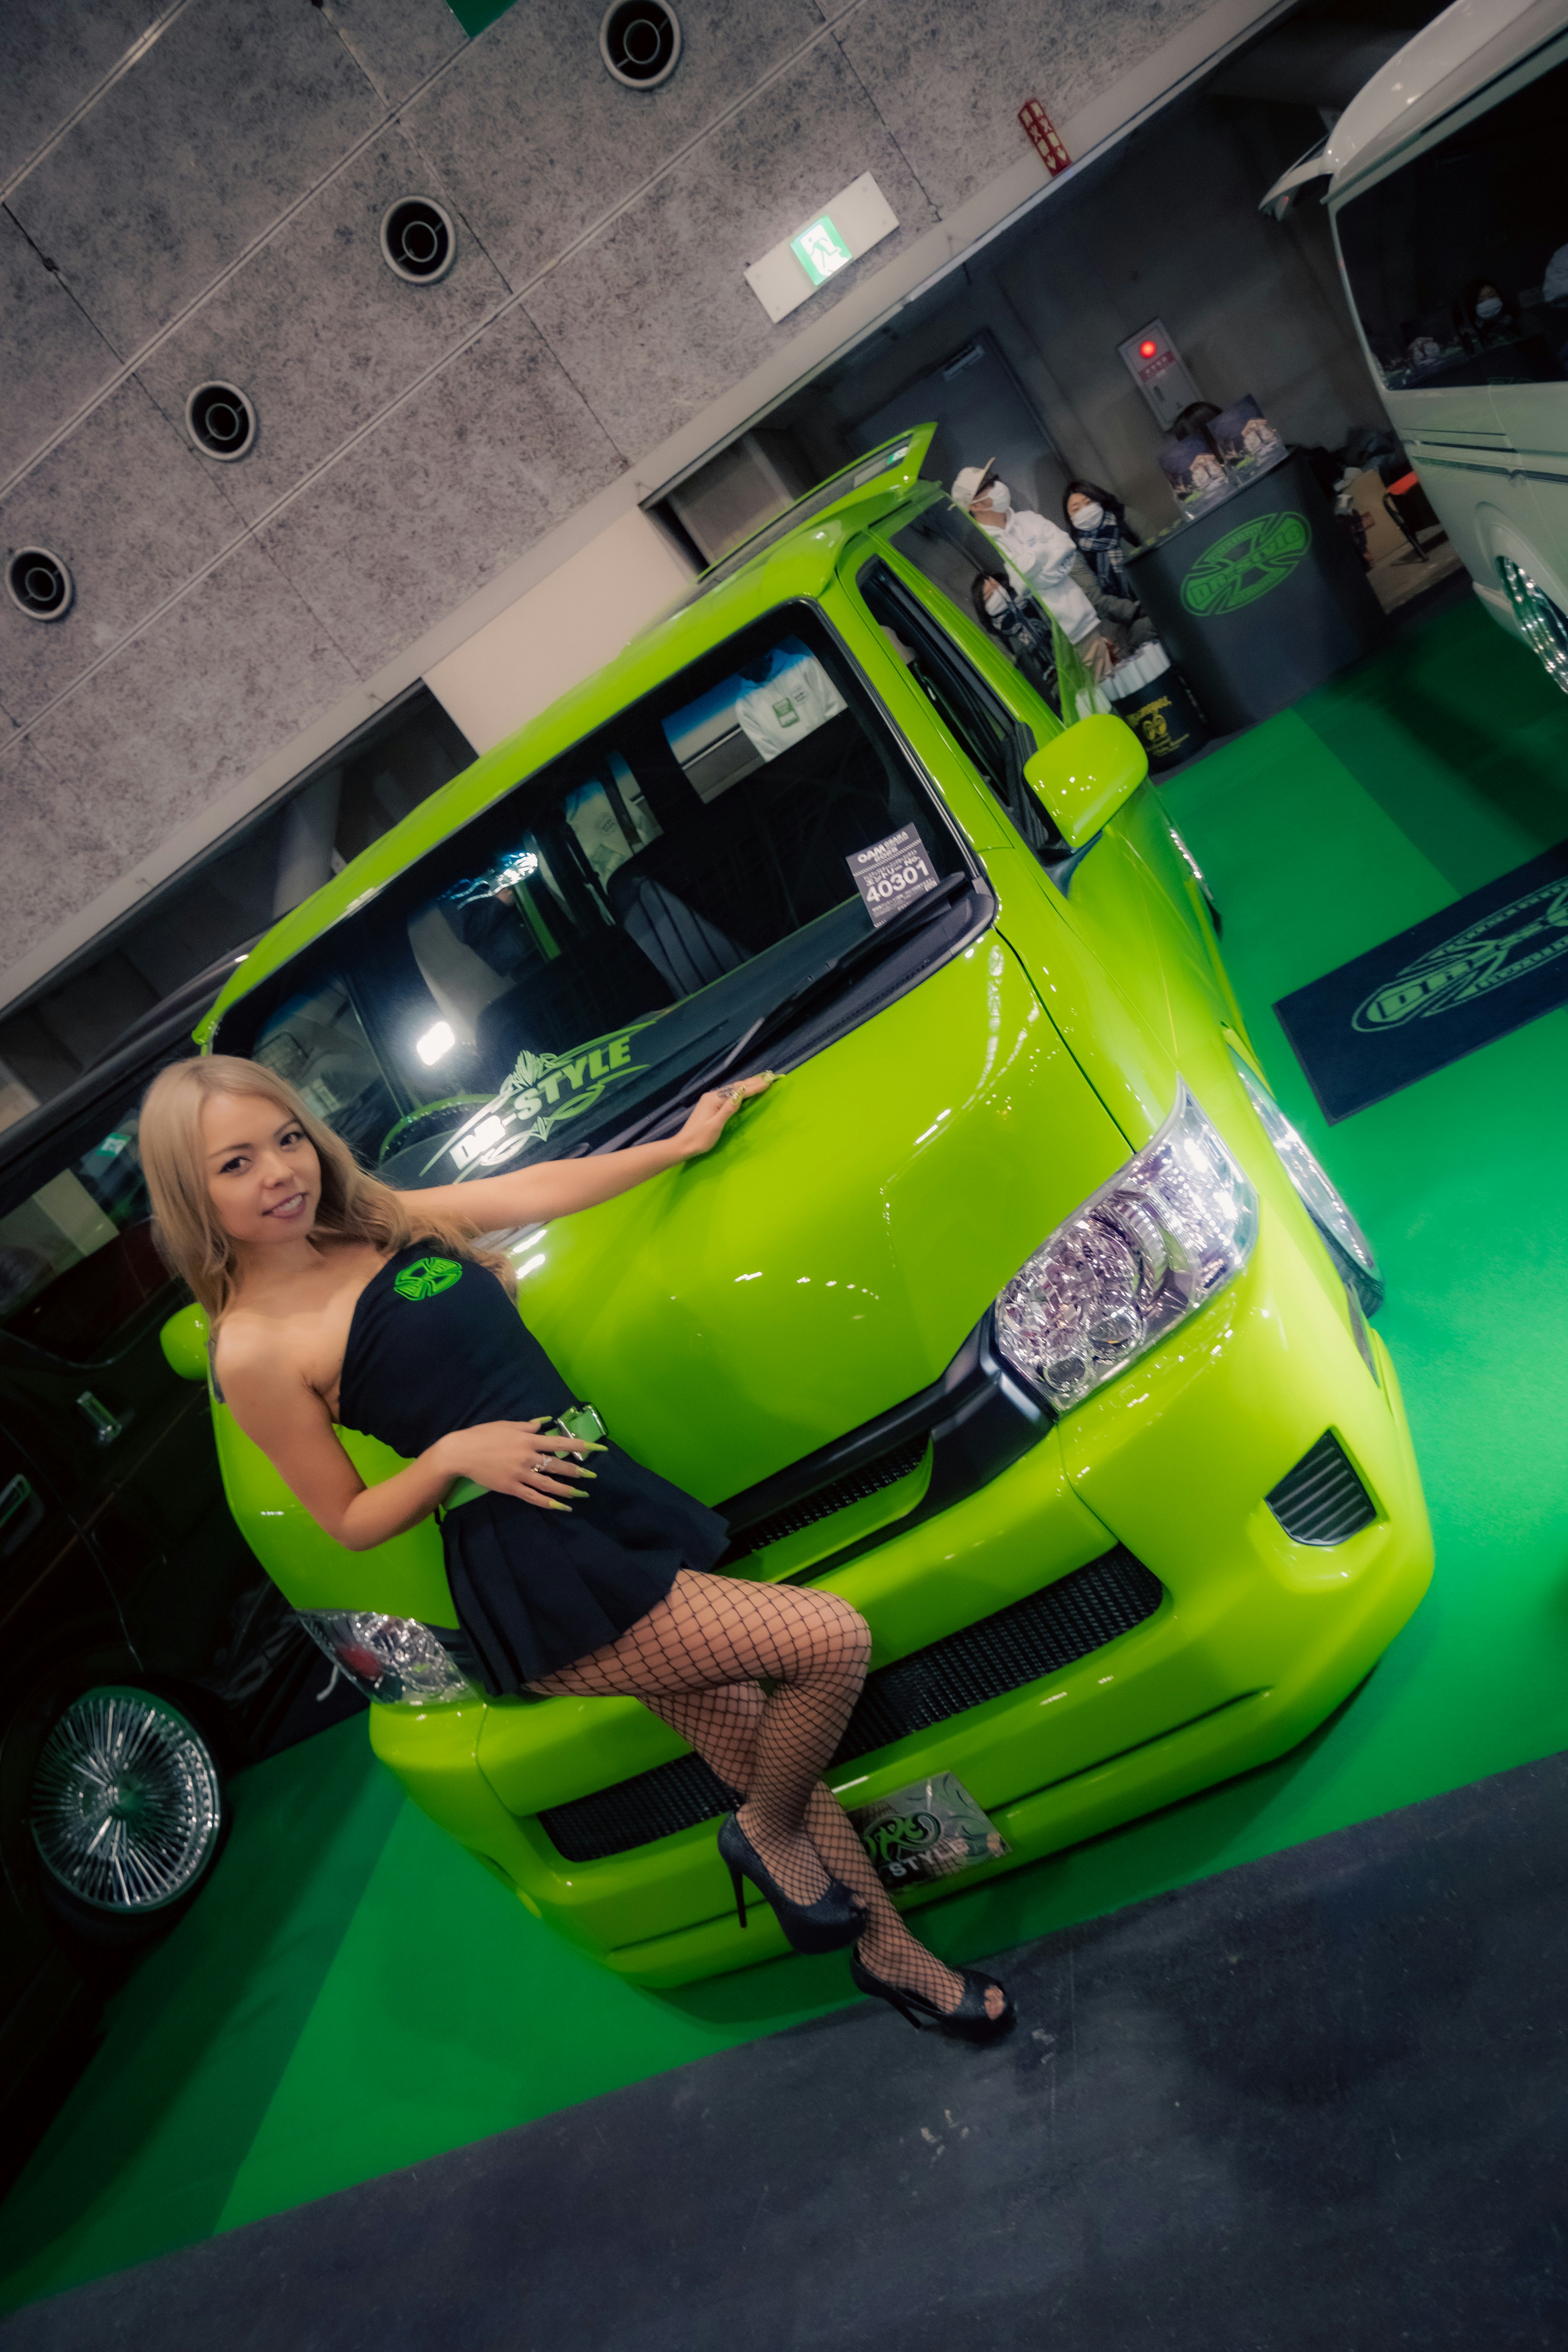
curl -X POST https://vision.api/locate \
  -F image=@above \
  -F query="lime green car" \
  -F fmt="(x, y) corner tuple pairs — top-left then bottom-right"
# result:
(173, 428), (1432, 1987)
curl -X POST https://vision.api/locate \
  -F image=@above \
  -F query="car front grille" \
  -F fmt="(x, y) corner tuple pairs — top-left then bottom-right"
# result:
(729, 1433), (930, 1558)
(1267, 1432), (1376, 1546)
(537, 1545), (1163, 1864)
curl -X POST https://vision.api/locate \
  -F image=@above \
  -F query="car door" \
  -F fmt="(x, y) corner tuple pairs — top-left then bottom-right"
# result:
(0, 1419), (105, 2181)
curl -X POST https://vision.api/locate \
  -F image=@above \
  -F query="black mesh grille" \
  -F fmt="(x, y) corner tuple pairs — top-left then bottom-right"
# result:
(1267, 1432), (1376, 1546)
(540, 1751), (744, 1863)
(537, 1546), (1163, 1864)
(730, 1434), (930, 1558)
(833, 1546), (1161, 1760)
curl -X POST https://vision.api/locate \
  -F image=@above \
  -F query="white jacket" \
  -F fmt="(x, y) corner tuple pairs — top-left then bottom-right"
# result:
(982, 510), (1100, 644)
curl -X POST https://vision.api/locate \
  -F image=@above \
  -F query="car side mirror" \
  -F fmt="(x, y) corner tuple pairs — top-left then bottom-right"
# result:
(160, 1301), (209, 1382)
(1023, 714), (1148, 851)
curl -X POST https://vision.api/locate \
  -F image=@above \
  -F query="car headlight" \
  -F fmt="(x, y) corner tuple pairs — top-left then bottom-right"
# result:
(1230, 1056), (1382, 1315)
(297, 1610), (477, 1707)
(995, 1083), (1257, 1410)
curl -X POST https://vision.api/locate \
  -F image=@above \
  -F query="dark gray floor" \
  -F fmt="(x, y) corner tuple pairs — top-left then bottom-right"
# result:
(6, 1752), (1568, 2351)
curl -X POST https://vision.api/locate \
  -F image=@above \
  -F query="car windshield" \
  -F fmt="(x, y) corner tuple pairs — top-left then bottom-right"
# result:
(212, 605), (981, 1191)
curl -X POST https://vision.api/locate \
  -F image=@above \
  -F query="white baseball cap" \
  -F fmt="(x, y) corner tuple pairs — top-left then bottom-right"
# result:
(951, 459), (998, 506)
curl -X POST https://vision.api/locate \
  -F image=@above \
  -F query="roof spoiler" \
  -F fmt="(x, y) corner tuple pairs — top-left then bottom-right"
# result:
(1258, 137), (1332, 220)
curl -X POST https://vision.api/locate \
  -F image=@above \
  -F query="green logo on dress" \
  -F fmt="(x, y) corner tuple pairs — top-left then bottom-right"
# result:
(393, 1256), (463, 1301)
(1180, 510), (1310, 618)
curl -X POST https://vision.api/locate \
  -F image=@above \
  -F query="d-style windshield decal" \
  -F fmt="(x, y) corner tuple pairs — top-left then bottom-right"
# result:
(425, 1019), (658, 1175)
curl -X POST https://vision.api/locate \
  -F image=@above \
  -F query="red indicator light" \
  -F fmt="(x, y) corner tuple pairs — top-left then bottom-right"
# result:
(1138, 339), (1158, 359)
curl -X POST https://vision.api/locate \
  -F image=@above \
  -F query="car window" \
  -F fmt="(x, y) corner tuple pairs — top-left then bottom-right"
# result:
(0, 1105), (171, 1363)
(1336, 52), (1568, 392)
(880, 500), (1062, 722)
(216, 605), (984, 1188)
(856, 558), (1062, 865)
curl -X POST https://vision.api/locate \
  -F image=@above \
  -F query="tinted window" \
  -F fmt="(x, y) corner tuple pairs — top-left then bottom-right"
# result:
(884, 502), (1062, 719)
(1337, 53), (1568, 391)
(0, 1103), (171, 1363)
(858, 559), (1062, 866)
(216, 606), (981, 1189)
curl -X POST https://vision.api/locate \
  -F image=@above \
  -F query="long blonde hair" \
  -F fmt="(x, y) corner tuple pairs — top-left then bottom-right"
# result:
(140, 1054), (514, 1321)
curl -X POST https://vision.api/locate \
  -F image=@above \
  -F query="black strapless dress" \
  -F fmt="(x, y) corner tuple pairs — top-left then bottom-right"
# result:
(337, 1242), (729, 1693)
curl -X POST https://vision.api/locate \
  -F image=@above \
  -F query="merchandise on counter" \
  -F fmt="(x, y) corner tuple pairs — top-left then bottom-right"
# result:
(1209, 396), (1286, 482)
(1159, 433), (1231, 514)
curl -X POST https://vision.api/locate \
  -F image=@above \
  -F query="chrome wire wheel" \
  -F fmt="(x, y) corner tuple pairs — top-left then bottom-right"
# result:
(29, 1687), (223, 1915)
(1498, 555), (1568, 695)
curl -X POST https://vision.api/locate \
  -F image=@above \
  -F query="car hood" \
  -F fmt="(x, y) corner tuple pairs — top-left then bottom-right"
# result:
(518, 929), (1128, 1503)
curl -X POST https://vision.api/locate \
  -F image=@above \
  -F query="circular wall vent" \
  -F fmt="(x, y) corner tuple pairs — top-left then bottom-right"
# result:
(600, 1), (681, 87)
(379, 196), (457, 284)
(185, 381), (256, 461)
(4, 547), (74, 622)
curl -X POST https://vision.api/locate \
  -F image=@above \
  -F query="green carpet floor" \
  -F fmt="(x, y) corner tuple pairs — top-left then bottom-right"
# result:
(7, 592), (1568, 2312)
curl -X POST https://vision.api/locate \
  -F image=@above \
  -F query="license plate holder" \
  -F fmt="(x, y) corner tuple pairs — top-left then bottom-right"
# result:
(847, 1771), (1010, 1890)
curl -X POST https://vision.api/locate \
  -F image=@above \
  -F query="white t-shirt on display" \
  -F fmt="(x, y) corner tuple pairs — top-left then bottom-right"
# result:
(734, 651), (848, 761)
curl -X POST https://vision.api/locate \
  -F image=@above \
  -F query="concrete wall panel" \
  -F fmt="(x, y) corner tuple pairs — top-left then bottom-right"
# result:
(0, 732), (127, 973)
(136, 128), (512, 525)
(525, 40), (939, 459)
(21, 540), (357, 898)
(0, 209), (120, 480)
(8, 0), (384, 358)
(254, 304), (624, 675)
(0, 378), (240, 724)
(839, 0), (1218, 216)
(0, 0), (1292, 1006)
(401, 0), (821, 291)
(318, 0), (468, 109)
(0, 0), (165, 188)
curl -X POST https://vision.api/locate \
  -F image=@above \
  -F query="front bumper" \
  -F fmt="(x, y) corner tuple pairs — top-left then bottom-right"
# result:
(371, 1205), (1432, 1986)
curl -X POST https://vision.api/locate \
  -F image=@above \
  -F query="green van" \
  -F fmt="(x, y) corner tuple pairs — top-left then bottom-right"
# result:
(175, 428), (1432, 1986)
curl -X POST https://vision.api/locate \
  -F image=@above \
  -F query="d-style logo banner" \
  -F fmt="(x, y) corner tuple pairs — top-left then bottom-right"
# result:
(1276, 839), (1568, 1121)
(1180, 511), (1311, 618)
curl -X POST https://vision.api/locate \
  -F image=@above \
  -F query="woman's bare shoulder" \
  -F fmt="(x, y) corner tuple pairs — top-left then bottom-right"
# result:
(211, 1302), (311, 1391)
(215, 1243), (388, 1399)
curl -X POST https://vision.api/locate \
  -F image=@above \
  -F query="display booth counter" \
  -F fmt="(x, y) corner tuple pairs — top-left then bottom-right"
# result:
(1129, 449), (1388, 733)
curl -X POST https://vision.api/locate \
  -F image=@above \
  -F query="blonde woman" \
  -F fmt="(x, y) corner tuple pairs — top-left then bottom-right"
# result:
(139, 1055), (1013, 2040)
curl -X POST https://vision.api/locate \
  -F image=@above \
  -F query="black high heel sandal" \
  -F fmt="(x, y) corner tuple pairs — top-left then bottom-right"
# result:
(849, 1951), (1016, 2043)
(717, 1813), (865, 1954)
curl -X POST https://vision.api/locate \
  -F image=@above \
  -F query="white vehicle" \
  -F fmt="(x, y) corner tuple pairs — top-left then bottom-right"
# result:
(1263, 0), (1568, 691)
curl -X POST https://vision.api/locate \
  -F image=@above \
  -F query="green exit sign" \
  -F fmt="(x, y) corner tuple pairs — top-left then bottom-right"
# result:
(790, 214), (853, 287)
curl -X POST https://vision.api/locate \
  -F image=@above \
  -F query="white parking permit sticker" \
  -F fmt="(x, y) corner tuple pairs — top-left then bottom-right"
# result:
(848, 824), (940, 928)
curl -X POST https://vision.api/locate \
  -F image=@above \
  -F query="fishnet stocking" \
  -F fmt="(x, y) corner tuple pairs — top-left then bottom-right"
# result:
(533, 1570), (997, 2018)
(532, 1570), (866, 1907)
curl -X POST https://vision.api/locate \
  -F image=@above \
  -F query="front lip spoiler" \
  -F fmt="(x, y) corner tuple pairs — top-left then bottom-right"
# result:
(717, 1311), (1052, 1561)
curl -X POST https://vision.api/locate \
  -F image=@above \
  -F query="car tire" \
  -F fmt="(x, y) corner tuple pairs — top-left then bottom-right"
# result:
(28, 1685), (229, 1948)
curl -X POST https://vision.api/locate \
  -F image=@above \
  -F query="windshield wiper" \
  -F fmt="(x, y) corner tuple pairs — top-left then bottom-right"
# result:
(600, 874), (975, 1150)
(722, 872), (972, 1070)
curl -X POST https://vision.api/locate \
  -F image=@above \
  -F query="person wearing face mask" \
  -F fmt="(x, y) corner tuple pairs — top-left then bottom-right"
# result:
(1457, 279), (1517, 349)
(1063, 479), (1158, 660)
(1062, 479), (1140, 596)
(952, 462), (1114, 681)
